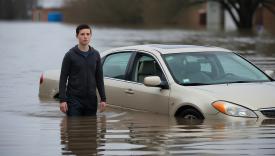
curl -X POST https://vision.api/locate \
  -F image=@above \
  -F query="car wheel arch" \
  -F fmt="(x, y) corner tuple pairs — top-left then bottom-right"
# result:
(174, 105), (205, 119)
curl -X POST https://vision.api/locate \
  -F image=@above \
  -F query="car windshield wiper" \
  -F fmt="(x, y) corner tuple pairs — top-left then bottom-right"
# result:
(226, 80), (252, 84)
(226, 80), (272, 84)
(180, 83), (212, 86)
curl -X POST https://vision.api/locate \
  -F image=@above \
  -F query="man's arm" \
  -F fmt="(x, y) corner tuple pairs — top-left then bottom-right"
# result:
(59, 52), (71, 103)
(95, 52), (106, 102)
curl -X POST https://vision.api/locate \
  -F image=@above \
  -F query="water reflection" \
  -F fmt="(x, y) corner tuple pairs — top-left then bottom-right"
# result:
(88, 110), (275, 155)
(60, 116), (106, 155)
(59, 111), (275, 155)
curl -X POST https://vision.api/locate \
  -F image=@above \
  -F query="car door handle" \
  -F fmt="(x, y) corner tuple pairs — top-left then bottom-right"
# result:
(124, 89), (134, 94)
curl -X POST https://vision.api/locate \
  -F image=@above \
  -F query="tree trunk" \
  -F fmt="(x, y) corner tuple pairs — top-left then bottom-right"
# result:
(219, 0), (261, 30)
(238, 9), (254, 29)
(237, 1), (254, 29)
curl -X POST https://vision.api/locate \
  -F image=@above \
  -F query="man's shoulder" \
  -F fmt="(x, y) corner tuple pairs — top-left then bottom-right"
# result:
(90, 47), (101, 57)
(91, 47), (100, 54)
(65, 46), (77, 56)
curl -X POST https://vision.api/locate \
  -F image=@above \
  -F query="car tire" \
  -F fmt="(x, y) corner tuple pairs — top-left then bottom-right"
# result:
(178, 108), (204, 120)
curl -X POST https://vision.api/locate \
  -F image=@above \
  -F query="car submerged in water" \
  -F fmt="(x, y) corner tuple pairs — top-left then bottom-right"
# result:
(39, 44), (275, 120)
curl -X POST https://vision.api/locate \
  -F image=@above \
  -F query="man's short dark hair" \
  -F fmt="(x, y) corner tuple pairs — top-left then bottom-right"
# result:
(76, 24), (91, 36)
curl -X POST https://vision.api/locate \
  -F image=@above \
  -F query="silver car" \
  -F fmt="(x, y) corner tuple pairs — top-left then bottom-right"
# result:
(39, 44), (275, 120)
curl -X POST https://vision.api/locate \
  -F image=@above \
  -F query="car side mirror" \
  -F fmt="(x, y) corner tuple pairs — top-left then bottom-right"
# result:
(264, 70), (275, 78)
(144, 76), (169, 89)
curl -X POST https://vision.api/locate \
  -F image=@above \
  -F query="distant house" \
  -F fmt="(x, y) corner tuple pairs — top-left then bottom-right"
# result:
(178, 1), (275, 34)
(32, 0), (64, 22)
(254, 5), (275, 35)
(177, 3), (207, 30)
(33, 7), (63, 22)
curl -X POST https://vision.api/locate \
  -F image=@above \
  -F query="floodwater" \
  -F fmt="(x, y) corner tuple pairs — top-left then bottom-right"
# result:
(0, 21), (275, 156)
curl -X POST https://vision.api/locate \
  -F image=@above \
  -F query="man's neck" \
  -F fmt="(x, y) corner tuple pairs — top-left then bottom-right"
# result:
(78, 44), (89, 52)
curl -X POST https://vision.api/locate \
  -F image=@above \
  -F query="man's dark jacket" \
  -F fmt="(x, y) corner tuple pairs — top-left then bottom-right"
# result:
(59, 45), (106, 103)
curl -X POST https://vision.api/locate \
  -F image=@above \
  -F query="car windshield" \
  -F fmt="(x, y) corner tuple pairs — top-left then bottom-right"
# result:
(163, 52), (271, 86)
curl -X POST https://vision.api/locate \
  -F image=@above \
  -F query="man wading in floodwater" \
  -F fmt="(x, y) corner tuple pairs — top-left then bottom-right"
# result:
(59, 24), (106, 116)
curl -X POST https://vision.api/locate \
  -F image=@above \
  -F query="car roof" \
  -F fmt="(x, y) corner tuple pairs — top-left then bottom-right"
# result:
(103, 44), (232, 55)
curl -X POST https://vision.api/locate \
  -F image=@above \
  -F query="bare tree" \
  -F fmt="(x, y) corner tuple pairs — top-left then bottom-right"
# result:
(62, 0), (275, 30)
(214, 0), (275, 29)
(63, 0), (191, 26)
(63, 0), (142, 24)
(0, 0), (14, 19)
(0, 0), (37, 20)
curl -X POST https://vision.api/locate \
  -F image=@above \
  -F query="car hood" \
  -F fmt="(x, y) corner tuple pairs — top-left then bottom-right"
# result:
(191, 82), (275, 110)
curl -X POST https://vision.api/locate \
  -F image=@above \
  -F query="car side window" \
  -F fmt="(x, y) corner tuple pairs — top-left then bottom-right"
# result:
(103, 52), (132, 80)
(131, 54), (165, 83)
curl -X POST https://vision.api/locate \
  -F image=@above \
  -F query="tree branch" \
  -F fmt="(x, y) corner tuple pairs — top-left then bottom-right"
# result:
(220, 0), (240, 27)
(263, 0), (275, 5)
(263, 3), (275, 15)
(227, 0), (240, 15)
(251, 0), (261, 12)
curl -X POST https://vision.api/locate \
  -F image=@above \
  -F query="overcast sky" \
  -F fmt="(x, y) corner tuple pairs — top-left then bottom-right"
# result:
(37, 0), (64, 8)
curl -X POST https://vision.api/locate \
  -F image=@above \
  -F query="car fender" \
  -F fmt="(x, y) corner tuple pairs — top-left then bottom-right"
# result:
(39, 69), (60, 99)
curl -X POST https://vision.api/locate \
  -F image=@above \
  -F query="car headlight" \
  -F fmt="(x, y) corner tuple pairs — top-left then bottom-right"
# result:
(212, 101), (258, 118)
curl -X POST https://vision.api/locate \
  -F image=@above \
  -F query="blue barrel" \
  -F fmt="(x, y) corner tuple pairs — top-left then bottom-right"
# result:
(48, 12), (63, 22)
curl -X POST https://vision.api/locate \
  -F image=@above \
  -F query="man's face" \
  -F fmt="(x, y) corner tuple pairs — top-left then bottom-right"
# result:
(77, 28), (91, 46)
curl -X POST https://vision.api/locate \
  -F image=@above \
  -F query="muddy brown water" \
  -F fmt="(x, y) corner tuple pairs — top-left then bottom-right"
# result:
(0, 21), (275, 155)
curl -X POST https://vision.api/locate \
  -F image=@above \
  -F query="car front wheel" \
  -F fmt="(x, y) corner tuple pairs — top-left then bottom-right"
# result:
(178, 108), (204, 120)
